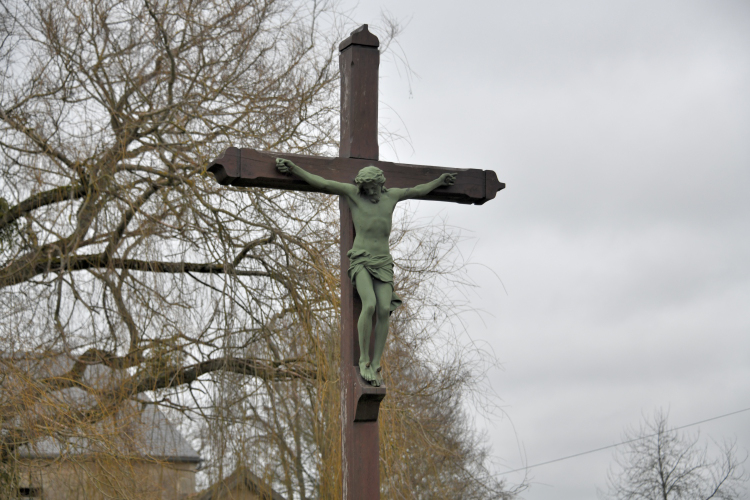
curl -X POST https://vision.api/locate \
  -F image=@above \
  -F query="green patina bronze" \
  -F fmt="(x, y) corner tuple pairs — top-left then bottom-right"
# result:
(276, 158), (456, 386)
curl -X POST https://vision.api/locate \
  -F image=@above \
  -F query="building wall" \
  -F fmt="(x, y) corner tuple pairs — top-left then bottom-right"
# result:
(17, 458), (198, 500)
(202, 483), (262, 500)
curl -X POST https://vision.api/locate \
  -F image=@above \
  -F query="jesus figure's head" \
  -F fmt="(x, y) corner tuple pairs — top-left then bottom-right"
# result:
(354, 166), (387, 203)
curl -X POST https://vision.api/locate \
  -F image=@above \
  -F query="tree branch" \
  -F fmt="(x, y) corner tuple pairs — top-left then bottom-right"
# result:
(0, 254), (271, 288)
(130, 356), (317, 394)
(0, 183), (87, 231)
(233, 233), (276, 267)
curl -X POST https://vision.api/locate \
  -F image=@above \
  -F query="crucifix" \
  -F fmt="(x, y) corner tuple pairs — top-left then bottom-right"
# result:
(208, 25), (504, 500)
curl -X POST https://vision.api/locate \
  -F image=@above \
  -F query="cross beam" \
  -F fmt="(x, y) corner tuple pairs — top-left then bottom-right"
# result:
(208, 24), (504, 500)
(209, 147), (504, 205)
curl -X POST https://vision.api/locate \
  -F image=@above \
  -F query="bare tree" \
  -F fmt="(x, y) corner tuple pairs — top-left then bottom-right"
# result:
(0, 0), (519, 497)
(604, 410), (748, 500)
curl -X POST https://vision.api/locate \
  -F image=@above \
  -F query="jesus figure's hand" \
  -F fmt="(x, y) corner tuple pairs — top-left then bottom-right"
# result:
(276, 158), (296, 174)
(440, 173), (457, 186)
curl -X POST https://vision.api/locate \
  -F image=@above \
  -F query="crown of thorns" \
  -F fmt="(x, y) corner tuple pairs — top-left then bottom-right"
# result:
(354, 166), (387, 192)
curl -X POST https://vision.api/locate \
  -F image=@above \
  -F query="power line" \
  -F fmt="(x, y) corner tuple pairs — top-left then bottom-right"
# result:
(499, 405), (750, 476)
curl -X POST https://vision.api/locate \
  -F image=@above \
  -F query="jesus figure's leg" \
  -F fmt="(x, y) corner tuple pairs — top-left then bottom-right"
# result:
(370, 279), (393, 387)
(354, 271), (377, 383)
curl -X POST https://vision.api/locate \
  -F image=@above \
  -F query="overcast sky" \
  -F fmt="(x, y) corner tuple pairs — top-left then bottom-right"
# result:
(340, 1), (750, 498)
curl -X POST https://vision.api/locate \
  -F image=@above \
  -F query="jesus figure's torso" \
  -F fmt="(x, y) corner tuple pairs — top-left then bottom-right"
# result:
(346, 191), (399, 256)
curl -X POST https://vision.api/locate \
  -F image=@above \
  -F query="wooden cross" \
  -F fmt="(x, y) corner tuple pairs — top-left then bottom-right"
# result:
(208, 25), (504, 500)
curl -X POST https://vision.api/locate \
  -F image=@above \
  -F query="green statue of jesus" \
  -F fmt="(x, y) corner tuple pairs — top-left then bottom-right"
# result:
(276, 158), (456, 386)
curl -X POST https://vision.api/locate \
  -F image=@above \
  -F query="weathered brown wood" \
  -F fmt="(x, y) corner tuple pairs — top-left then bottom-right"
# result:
(208, 147), (505, 205)
(339, 196), (356, 497)
(338, 24), (379, 52)
(340, 197), (383, 499)
(339, 24), (379, 160)
(338, 25), (382, 500)
(349, 419), (380, 494)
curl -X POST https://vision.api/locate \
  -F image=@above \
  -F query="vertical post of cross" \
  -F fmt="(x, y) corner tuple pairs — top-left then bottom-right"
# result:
(338, 25), (383, 500)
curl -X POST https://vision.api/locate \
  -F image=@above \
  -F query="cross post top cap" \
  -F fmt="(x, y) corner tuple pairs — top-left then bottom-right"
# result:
(338, 24), (379, 51)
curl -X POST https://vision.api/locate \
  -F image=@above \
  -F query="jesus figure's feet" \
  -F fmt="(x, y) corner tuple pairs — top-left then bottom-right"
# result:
(359, 360), (376, 384)
(371, 365), (383, 387)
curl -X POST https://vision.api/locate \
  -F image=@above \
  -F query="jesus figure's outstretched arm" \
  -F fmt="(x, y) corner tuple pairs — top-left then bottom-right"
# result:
(276, 158), (357, 197)
(393, 172), (457, 201)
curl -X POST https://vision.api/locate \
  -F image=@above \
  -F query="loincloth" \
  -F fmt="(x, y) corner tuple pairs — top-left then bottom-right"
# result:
(347, 249), (403, 312)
